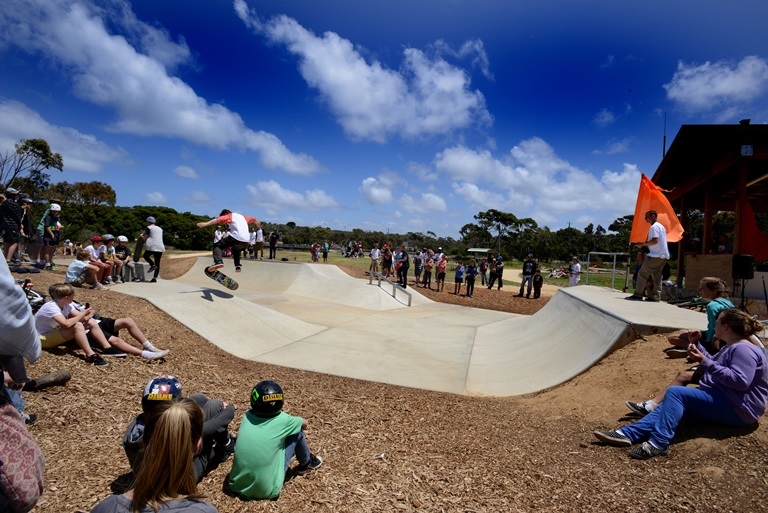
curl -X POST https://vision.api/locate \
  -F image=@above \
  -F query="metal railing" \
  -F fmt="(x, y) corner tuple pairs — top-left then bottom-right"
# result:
(368, 272), (413, 306)
(585, 251), (631, 291)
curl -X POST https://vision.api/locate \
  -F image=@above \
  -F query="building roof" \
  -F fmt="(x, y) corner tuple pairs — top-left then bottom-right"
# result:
(651, 122), (768, 213)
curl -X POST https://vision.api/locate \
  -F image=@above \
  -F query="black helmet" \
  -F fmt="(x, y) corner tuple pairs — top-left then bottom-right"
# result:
(142, 375), (182, 413)
(250, 380), (284, 417)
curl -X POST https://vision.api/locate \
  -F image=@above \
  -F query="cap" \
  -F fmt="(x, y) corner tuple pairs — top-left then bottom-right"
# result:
(142, 375), (182, 412)
(102, 234), (115, 242)
(5, 187), (19, 195)
(19, 197), (33, 204)
(438, 247), (443, 251)
(497, 255), (503, 260)
(117, 235), (128, 242)
(572, 256), (579, 261)
(49, 203), (61, 211)
(90, 235), (102, 242)
(146, 216), (156, 223)
(527, 254), (533, 258)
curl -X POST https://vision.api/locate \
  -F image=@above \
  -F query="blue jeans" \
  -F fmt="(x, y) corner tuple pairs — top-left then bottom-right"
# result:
(519, 275), (533, 296)
(621, 386), (747, 450)
(284, 430), (311, 471)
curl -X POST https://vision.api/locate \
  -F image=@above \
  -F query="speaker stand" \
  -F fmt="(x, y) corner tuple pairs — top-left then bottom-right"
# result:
(738, 278), (749, 313)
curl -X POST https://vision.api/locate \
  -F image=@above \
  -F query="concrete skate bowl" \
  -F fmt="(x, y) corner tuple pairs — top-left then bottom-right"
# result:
(117, 258), (704, 396)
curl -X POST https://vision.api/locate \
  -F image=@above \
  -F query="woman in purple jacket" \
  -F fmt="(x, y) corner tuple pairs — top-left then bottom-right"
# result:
(594, 308), (768, 459)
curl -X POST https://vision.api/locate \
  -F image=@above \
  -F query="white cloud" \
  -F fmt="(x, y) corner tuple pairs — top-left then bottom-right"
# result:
(0, 0), (320, 175)
(592, 108), (616, 127)
(399, 192), (447, 214)
(246, 180), (338, 215)
(145, 191), (167, 204)
(359, 177), (393, 205)
(593, 137), (633, 156)
(429, 138), (641, 228)
(183, 191), (211, 205)
(0, 100), (127, 173)
(408, 162), (438, 182)
(236, 9), (491, 143)
(174, 165), (199, 180)
(664, 56), (768, 113)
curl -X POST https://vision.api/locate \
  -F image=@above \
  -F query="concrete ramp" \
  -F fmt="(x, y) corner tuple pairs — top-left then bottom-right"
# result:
(115, 258), (707, 396)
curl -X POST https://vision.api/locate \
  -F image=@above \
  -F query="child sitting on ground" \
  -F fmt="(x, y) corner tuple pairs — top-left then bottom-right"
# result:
(123, 375), (236, 483)
(65, 249), (104, 290)
(229, 380), (322, 500)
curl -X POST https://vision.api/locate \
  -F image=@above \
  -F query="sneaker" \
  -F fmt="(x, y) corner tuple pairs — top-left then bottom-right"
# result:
(624, 295), (644, 301)
(295, 454), (323, 475)
(101, 346), (127, 358)
(625, 401), (653, 417)
(147, 265), (156, 272)
(150, 278), (157, 283)
(663, 347), (689, 359)
(629, 441), (668, 459)
(85, 353), (109, 367)
(93, 283), (106, 290)
(645, 297), (661, 302)
(43, 264), (52, 270)
(50, 264), (58, 271)
(223, 435), (236, 455)
(143, 349), (170, 359)
(593, 429), (632, 447)
(207, 262), (224, 273)
(235, 266), (242, 273)
(22, 412), (38, 425)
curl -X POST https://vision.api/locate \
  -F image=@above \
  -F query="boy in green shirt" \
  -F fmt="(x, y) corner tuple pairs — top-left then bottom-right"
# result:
(229, 380), (322, 499)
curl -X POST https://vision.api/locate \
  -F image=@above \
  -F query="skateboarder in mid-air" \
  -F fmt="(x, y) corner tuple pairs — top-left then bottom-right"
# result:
(197, 209), (262, 274)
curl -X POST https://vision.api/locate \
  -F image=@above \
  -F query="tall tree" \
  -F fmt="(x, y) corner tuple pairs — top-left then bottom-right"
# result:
(0, 138), (63, 191)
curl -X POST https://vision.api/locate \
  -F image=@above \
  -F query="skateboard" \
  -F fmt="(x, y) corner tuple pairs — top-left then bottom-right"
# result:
(204, 266), (239, 290)
(134, 233), (145, 259)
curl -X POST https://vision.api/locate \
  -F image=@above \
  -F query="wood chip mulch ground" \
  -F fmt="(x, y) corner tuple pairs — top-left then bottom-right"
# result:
(17, 257), (768, 512)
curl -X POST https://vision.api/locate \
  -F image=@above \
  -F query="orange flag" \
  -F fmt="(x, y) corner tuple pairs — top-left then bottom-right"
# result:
(629, 174), (684, 244)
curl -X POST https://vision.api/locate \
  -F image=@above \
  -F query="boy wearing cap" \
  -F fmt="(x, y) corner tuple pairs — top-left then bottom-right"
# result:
(102, 234), (122, 283)
(41, 203), (62, 270)
(123, 375), (236, 482)
(140, 216), (164, 282)
(229, 380), (322, 500)
(84, 235), (113, 284)
(517, 254), (538, 298)
(114, 235), (135, 282)
(1, 188), (23, 264)
(196, 209), (261, 274)
(569, 257), (581, 287)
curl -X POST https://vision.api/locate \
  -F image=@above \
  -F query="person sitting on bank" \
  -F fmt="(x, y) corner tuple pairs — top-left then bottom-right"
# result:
(92, 399), (218, 513)
(595, 308), (768, 459)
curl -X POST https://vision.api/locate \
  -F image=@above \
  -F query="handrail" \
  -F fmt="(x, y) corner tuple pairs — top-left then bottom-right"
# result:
(585, 251), (631, 291)
(368, 272), (413, 306)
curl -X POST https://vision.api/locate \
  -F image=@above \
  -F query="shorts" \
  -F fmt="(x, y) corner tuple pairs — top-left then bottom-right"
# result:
(87, 317), (117, 342)
(43, 237), (59, 247)
(39, 327), (72, 349)
(455, 277), (463, 284)
(71, 271), (87, 286)
(2, 228), (20, 244)
(437, 272), (446, 281)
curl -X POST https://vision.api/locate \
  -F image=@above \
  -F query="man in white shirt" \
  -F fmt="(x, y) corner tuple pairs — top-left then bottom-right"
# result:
(369, 243), (380, 273)
(626, 210), (669, 302)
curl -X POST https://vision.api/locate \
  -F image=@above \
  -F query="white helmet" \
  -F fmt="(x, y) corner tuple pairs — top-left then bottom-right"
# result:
(117, 235), (128, 242)
(49, 203), (62, 211)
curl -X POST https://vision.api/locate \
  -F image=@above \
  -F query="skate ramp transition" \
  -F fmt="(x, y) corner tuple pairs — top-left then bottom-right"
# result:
(116, 258), (706, 396)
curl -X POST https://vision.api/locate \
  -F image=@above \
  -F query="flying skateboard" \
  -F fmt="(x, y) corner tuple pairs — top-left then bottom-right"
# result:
(204, 265), (239, 290)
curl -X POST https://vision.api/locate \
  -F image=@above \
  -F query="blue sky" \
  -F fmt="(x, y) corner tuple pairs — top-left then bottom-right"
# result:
(1, 0), (767, 237)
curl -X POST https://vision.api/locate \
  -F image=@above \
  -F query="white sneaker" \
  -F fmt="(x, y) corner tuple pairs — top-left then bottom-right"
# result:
(143, 349), (170, 359)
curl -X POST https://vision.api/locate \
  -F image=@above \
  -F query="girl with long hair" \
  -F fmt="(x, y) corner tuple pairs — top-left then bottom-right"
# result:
(91, 399), (217, 512)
